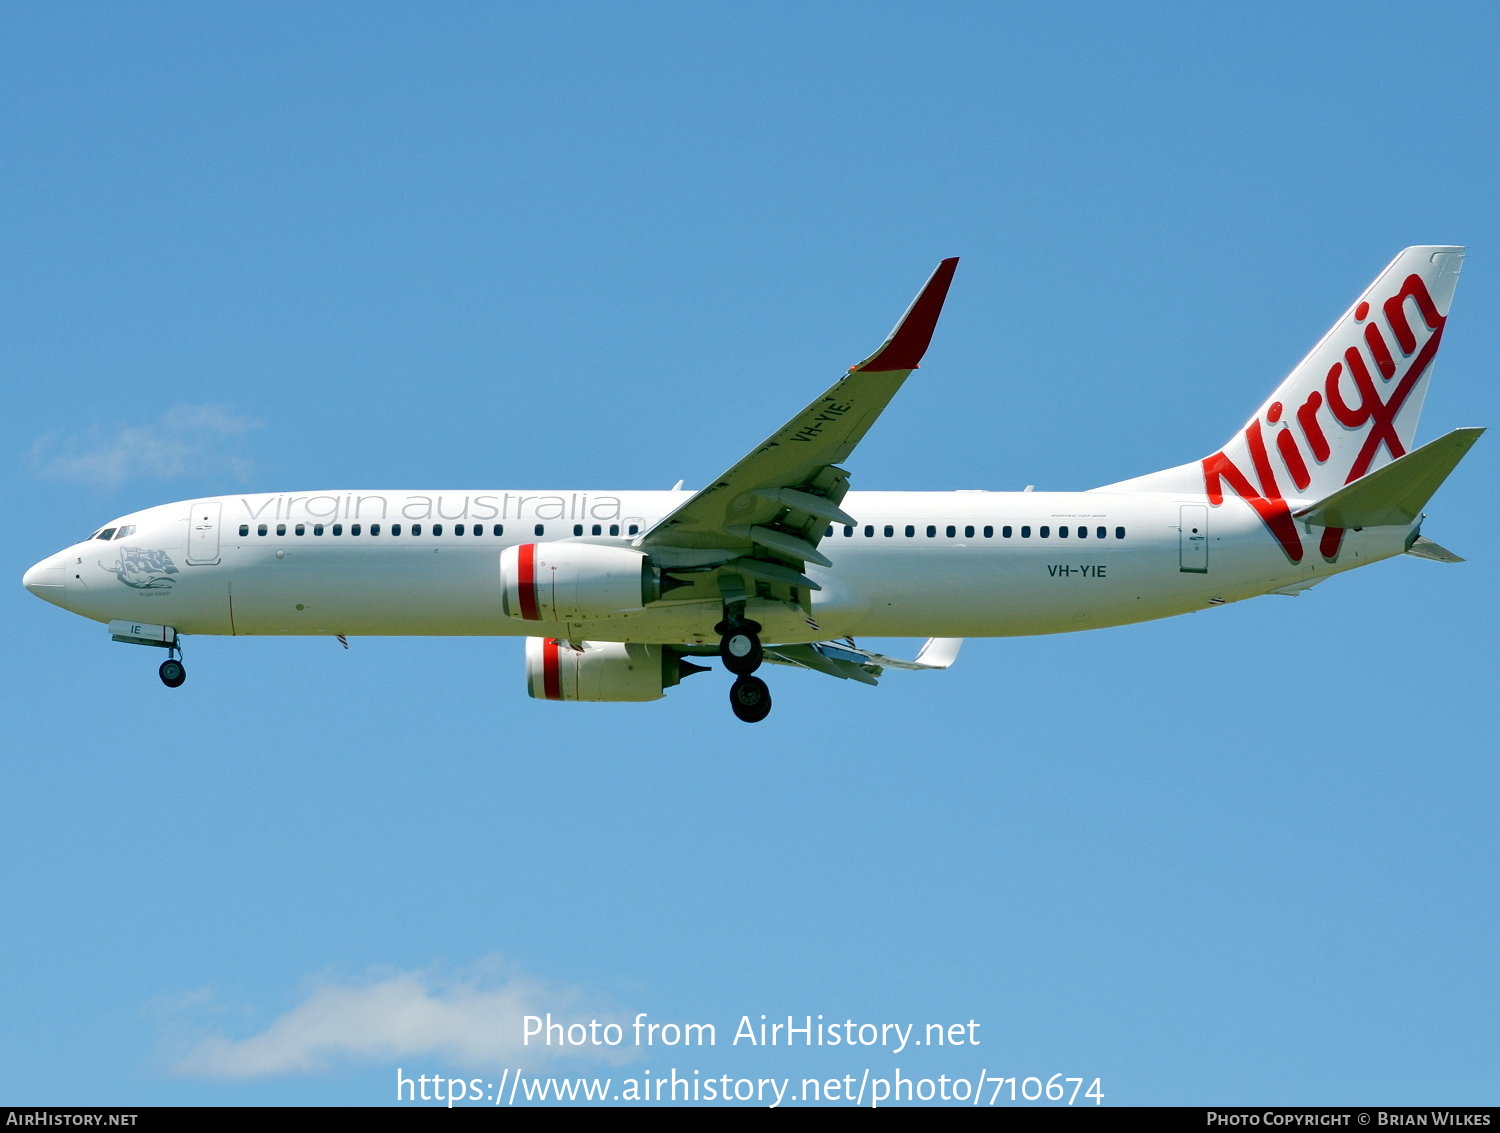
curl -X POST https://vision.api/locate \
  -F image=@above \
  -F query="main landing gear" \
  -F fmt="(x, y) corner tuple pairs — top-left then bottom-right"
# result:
(728, 673), (772, 723)
(717, 610), (771, 723)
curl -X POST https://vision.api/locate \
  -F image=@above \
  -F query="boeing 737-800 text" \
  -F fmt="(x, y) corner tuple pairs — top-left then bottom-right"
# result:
(23, 248), (1482, 721)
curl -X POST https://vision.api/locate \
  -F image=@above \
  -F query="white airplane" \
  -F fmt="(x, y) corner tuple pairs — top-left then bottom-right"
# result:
(23, 247), (1482, 722)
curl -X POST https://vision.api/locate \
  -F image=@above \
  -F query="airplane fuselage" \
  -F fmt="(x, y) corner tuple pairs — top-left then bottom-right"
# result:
(27, 486), (1406, 646)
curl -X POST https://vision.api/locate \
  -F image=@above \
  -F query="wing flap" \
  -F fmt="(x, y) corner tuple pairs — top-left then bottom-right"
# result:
(726, 556), (822, 591)
(763, 643), (881, 685)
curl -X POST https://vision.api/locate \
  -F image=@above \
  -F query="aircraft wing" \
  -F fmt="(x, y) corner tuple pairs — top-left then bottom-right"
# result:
(759, 637), (964, 685)
(635, 258), (958, 603)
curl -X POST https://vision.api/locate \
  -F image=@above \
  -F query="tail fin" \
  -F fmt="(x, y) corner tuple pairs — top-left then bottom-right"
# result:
(1097, 247), (1466, 561)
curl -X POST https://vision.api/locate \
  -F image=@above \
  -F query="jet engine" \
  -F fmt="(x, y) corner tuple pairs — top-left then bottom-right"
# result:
(500, 543), (661, 622)
(525, 637), (709, 702)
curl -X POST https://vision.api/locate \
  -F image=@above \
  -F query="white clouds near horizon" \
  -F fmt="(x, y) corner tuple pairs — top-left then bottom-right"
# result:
(27, 405), (261, 489)
(165, 959), (635, 1079)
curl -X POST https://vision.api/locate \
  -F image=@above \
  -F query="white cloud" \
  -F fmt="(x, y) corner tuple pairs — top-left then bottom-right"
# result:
(163, 958), (635, 1079)
(27, 405), (261, 488)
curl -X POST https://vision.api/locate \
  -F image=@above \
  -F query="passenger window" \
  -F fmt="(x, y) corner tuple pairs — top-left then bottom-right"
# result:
(535, 524), (545, 536)
(609, 524), (620, 536)
(332, 524), (343, 536)
(314, 524), (325, 536)
(1077, 526), (1088, 539)
(627, 524), (638, 535)
(495, 525), (505, 536)
(391, 524), (402, 536)
(1021, 526), (1031, 538)
(370, 523), (381, 536)
(1097, 526), (1107, 539)
(926, 525), (936, 537)
(904, 525), (915, 537)
(1040, 526), (1050, 538)
(883, 525), (894, 538)
(455, 524), (466, 536)
(410, 523), (421, 536)
(574, 524), (583, 536)
(276, 524), (286, 536)
(592, 524), (602, 536)
(295, 523), (306, 536)
(1115, 526), (1125, 539)
(432, 524), (443, 536)
(258, 524), (268, 536)
(826, 525), (834, 538)
(239, 524), (249, 536)
(1058, 526), (1068, 538)
(351, 524), (362, 536)
(947, 525), (957, 538)
(844, 525), (854, 538)
(865, 525), (875, 537)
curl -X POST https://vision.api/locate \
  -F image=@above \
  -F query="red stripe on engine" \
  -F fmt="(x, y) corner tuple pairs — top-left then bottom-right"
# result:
(542, 637), (563, 700)
(517, 543), (540, 621)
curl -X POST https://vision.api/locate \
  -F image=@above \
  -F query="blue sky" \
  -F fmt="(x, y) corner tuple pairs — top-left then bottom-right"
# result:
(4, 2), (1497, 1107)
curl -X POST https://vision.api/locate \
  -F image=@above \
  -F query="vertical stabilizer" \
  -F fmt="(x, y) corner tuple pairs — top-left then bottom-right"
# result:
(1096, 247), (1465, 562)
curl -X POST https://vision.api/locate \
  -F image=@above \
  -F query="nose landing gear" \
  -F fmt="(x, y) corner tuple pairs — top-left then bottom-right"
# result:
(106, 620), (187, 688)
(157, 637), (186, 688)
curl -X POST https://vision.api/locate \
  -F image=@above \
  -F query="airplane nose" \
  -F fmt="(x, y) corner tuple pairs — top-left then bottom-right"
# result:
(23, 558), (67, 607)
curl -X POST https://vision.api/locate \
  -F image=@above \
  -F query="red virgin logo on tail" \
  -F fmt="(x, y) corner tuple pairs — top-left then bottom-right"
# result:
(1202, 272), (1446, 562)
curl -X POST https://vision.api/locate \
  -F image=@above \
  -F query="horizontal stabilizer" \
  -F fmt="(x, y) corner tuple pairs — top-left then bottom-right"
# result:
(1405, 536), (1465, 564)
(1294, 428), (1483, 529)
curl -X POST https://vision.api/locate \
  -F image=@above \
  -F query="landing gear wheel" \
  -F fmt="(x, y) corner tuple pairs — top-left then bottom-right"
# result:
(729, 674), (772, 723)
(720, 627), (763, 675)
(159, 659), (186, 688)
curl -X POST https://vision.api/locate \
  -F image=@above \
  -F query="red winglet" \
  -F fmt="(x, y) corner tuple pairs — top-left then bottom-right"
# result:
(852, 256), (959, 372)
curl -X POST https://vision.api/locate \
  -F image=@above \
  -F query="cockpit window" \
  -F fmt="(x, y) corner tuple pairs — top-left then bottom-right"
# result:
(113, 525), (135, 539)
(95, 528), (117, 541)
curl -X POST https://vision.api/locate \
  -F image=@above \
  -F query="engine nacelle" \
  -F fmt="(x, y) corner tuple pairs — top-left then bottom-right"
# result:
(525, 637), (707, 702)
(500, 543), (660, 622)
